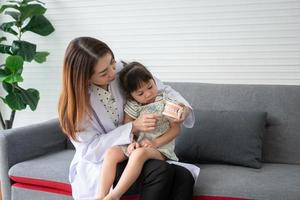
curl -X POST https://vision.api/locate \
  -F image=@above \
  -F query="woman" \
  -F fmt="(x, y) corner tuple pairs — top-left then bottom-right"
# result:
(58, 37), (198, 200)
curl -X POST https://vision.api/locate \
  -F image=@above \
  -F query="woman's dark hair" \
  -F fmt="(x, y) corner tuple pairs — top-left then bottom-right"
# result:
(119, 61), (154, 99)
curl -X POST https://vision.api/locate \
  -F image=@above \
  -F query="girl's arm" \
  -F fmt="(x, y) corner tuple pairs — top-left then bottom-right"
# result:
(151, 122), (181, 148)
(124, 112), (134, 123)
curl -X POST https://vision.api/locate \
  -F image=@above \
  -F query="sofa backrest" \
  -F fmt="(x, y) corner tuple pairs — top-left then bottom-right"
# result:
(167, 82), (300, 165)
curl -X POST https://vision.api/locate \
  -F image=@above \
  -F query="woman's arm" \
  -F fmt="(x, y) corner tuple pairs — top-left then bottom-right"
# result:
(74, 121), (133, 164)
(125, 113), (159, 135)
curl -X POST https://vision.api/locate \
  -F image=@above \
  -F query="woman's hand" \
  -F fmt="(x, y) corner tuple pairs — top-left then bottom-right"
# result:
(179, 104), (191, 122)
(132, 113), (159, 134)
(140, 139), (157, 148)
(127, 142), (140, 155)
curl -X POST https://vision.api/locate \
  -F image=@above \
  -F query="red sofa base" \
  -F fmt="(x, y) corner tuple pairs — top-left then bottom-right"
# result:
(11, 176), (251, 200)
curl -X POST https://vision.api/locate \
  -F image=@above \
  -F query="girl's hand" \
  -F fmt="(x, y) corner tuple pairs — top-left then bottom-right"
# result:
(140, 139), (157, 148)
(132, 113), (159, 133)
(169, 104), (191, 123)
(127, 142), (140, 155)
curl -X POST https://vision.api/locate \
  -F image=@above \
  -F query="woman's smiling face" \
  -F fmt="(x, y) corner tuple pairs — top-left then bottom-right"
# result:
(90, 53), (116, 89)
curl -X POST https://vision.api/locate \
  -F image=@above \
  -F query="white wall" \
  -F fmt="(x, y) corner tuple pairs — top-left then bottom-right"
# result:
(1, 0), (300, 127)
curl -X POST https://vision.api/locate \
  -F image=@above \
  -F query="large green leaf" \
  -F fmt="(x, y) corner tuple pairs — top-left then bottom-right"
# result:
(0, 22), (18, 36)
(0, 4), (19, 14)
(34, 51), (49, 63)
(4, 11), (20, 21)
(11, 40), (36, 61)
(0, 44), (12, 54)
(19, 88), (39, 110)
(2, 81), (13, 93)
(19, 4), (46, 21)
(3, 91), (27, 110)
(1, 83), (40, 111)
(0, 69), (10, 82)
(4, 74), (23, 83)
(5, 55), (24, 73)
(22, 15), (54, 36)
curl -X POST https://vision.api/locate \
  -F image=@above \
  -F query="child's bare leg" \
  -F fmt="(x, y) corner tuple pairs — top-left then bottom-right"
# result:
(105, 148), (165, 200)
(98, 146), (127, 199)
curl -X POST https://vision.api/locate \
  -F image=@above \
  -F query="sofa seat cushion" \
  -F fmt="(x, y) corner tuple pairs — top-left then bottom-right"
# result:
(195, 163), (300, 199)
(9, 149), (74, 193)
(8, 149), (252, 200)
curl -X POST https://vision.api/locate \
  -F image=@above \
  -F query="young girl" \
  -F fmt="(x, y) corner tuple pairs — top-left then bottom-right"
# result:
(98, 62), (184, 200)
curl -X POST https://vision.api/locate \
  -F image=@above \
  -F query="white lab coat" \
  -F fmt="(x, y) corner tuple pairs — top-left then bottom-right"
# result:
(69, 62), (199, 200)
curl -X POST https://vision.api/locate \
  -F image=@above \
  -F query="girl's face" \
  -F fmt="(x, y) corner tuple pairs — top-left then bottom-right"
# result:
(90, 53), (116, 89)
(131, 79), (158, 104)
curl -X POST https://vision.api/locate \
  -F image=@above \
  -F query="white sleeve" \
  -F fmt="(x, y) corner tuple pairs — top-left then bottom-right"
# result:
(75, 121), (133, 164)
(115, 59), (125, 73)
(154, 76), (195, 128)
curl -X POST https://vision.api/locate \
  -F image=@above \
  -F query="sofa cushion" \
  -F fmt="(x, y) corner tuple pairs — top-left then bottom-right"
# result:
(175, 110), (267, 168)
(194, 163), (300, 199)
(9, 150), (74, 193)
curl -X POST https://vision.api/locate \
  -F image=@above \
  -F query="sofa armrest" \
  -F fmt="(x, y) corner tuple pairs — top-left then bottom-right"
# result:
(0, 118), (66, 167)
(0, 118), (67, 200)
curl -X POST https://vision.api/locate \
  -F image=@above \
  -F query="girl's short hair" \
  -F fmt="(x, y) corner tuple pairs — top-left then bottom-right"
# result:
(119, 61), (154, 98)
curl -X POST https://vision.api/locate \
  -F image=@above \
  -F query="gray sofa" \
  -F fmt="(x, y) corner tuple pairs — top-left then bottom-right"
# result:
(0, 82), (300, 200)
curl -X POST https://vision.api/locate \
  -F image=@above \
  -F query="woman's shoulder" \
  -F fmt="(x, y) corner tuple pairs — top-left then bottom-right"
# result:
(115, 59), (125, 73)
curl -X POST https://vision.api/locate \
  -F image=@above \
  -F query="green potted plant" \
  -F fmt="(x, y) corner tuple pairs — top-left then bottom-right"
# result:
(0, 0), (55, 129)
